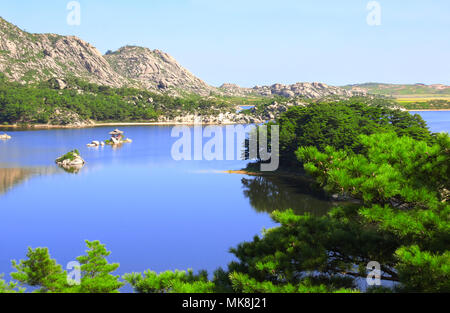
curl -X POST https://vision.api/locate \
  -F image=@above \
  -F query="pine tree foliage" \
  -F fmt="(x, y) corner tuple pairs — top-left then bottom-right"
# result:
(8, 241), (124, 293)
(295, 132), (449, 292)
(229, 272), (357, 293)
(123, 269), (215, 293)
(75, 240), (124, 293)
(249, 101), (432, 167)
(0, 275), (23, 293)
(10, 247), (69, 293)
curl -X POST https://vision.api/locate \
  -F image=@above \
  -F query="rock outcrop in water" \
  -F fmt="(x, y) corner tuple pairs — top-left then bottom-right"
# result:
(55, 150), (85, 172)
(87, 141), (105, 147)
(0, 133), (11, 140)
(105, 129), (132, 145)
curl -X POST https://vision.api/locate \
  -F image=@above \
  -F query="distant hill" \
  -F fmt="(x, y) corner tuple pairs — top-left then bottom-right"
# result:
(220, 82), (365, 99)
(343, 83), (450, 98)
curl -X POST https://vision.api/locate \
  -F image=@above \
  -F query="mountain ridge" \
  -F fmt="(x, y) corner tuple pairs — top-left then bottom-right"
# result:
(2, 16), (430, 100)
(219, 81), (366, 98)
(104, 45), (216, 96)
(0, 17), (128, 88)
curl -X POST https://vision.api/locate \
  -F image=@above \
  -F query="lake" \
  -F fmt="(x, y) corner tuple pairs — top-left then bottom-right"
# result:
(0, 111), (448, 287)
(410, 111), (450, 133)
(0, 125), (333, 284)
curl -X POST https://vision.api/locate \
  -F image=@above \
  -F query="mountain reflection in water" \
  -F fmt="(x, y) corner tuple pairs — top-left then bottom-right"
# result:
(0, 167), (60, 196)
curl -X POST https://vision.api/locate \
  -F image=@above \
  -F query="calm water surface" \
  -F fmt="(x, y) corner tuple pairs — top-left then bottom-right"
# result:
(0, 125), (332, 283)
(410, 111), (450, 133)
(0, 111), (447, 285)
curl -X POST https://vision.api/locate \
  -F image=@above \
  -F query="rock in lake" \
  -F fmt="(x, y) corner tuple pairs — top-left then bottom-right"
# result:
(87, 140), (101, 147)
(0, 133), (11, 140)
(55, 150), (85, 172)
(106, 129), (132, 145)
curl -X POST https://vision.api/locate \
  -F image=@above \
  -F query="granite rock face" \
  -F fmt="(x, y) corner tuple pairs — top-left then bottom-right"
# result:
(0, 18), (126, 88)
(104, 46), (216, 96)
(0, 17), (214, 97)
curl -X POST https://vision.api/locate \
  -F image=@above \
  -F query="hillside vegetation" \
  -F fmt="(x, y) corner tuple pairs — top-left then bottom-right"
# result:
(0, 73), (238, 126)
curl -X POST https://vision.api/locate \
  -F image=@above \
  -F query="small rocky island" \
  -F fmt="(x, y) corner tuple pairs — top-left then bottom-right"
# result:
(105, 129), (132, 145)
(0, 133), (11, 140)
(55, 150), (85, 173)
(86, 129), (132, 147)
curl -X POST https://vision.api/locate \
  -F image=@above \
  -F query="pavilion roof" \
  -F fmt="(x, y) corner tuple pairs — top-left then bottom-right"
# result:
(109, 129), (124, 135)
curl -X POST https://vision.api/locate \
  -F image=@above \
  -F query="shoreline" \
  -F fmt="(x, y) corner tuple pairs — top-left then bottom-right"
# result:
(1, 109), (448, 130)
(407, 109), (450, 112)
(0, 121), (251, 130)
(223, 170), (263, 176)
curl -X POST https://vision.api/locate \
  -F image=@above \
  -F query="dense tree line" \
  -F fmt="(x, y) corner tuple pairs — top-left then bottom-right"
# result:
(247, 100), (432, 168)
(0, 73), (235, 125)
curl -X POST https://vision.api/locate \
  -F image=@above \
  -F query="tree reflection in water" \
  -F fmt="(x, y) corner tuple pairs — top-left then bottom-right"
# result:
(241, 174), (337, 216)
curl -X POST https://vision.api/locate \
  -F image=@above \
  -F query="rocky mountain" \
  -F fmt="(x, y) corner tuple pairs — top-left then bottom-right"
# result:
(0, 16), (365, 99)
(220, 82), (366, 98)
(104, 46), (215, 96)
(0, 17), (213, 95)
(0, 17), (126, 87)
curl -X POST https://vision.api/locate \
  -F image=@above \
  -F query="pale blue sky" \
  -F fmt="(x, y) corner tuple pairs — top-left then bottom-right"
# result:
(1, 0), (449, 87)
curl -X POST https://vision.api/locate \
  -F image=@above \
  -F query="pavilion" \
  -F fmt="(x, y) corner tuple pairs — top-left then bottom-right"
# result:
(109, 129), (124, 140)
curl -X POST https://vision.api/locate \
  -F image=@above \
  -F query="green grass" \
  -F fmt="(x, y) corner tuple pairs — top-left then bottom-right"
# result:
(55, 150), (80, 163)
(21, 70), (38, 83)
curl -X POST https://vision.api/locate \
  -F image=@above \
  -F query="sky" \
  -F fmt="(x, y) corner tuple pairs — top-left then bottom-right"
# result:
(0, 0), (449, 87)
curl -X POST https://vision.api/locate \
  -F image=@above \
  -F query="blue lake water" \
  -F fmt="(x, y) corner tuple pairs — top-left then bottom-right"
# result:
(0, 125), (332, 286)
(410, 111), (450, 133)
(0, 111), (447, 289)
